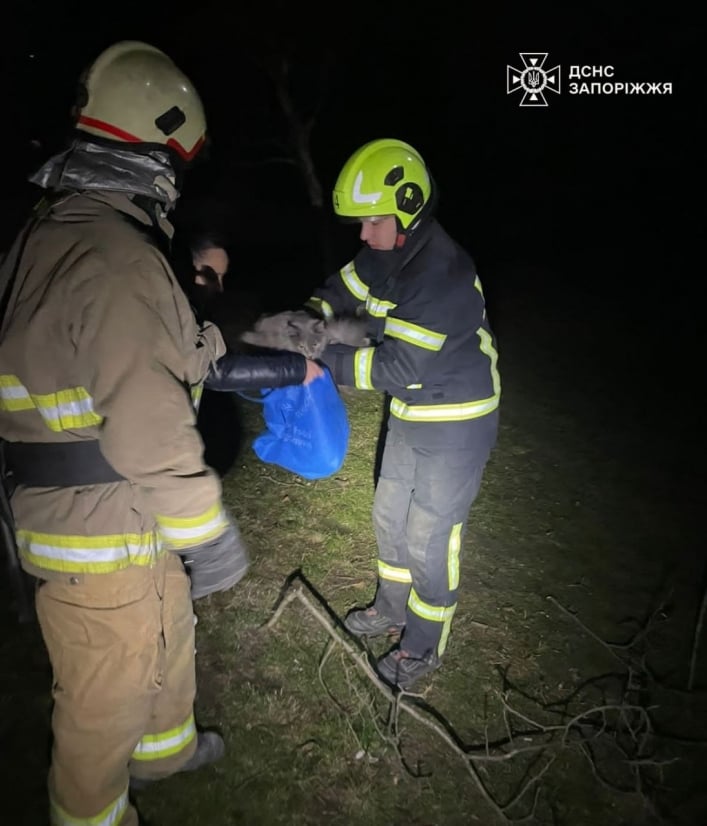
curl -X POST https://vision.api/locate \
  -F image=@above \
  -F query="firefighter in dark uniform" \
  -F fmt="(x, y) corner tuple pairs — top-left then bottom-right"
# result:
(307, 138), (501, 689)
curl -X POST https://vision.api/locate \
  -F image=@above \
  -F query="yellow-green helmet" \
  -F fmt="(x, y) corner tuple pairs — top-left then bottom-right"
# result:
(332, 138), (432, 230)
(74, 41), (207, 163)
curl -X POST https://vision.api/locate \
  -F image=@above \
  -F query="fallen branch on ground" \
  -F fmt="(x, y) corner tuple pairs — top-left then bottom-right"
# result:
(261, 572), (675, 823)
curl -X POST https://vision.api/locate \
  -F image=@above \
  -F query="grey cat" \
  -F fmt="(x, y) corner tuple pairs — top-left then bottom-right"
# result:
(239, 310), (370, 359)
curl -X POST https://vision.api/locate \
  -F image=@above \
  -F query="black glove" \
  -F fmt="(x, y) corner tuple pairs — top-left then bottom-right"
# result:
(181, 521), (250, 600)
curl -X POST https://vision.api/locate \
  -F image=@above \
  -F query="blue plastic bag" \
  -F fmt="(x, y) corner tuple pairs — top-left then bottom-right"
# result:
(251, 369), (350, 479)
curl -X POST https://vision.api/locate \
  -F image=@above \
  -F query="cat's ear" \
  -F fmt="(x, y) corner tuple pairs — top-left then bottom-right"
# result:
(312, 319), (326, 333)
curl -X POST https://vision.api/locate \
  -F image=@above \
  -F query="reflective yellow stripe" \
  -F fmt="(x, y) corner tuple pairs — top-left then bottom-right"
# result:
(438, 607), (457, 656)
(156, 503), (229, 549)
(353, 347), (375, 390)
(17, 529), (161, 574)
(191, 383), (203, 410)
(378, 560), (412, 583)
(478, 327), (501, 398)
(0, 375), (102, 431)
(132, 712), (197, 762)
(384, 317), (447, 351)
(408, 589), (458, 657)
(0, 375), (34, 410)
(408, 589), (457, 623)
(474, 275), (485, 298)
(447, 523), (462, 590)
(51, 789), (128, 826)
(366, 293), (397, 317)
(305, 296), (334, 320)
(390, 395), (499, 422)
(339, 262), (369, 301)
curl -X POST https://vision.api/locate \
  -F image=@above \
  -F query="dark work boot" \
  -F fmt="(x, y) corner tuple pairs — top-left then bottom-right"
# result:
(343, 607), (404, 638)
(130, 732), (225, 791)
(376, 648), (441, 690)
(178, 731), (225, 772)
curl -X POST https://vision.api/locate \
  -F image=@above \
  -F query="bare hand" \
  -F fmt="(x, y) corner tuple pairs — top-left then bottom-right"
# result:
(302, 359), (325, 385)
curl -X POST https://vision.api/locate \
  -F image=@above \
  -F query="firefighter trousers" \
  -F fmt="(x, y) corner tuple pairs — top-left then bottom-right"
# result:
(35, 552), (198, 826)
(371, 429), (488, 660)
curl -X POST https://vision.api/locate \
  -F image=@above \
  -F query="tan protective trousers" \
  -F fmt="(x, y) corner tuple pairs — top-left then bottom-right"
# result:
(36, 553), (197, 826)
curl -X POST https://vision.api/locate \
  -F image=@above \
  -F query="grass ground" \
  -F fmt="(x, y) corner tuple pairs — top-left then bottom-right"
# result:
(1, 274), (704, 825)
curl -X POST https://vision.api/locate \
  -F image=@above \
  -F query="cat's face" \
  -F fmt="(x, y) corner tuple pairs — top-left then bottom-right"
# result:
(288, 318), (326, 359)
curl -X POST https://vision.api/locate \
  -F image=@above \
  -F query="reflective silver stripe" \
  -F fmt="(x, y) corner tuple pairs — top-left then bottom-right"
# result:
(353, 347), (375, 390)
(0, 375), (102, 431)
(378, 560), (412, 583)
(390, 396), (499, 422)
(339, 262), (369, 301)
(305, 296), (334, 320)
(156, 503), (229, 549)
(447, 523), (462, 590)
(132, 712), (197, 761)
(366, 293), (397, 318)
(384, 317), (447, 351)
(17, 529), (160, 574)
(51, 789), (129, 826)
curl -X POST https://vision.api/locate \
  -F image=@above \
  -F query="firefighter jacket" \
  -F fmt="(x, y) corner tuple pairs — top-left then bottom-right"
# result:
(0, 190), (235, 582)
(308, 219), (501, 450)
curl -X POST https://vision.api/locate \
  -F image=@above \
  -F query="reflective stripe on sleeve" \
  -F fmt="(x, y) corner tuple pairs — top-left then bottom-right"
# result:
(353, 347), (375, 390)
(305, 296), (334, 320)
(156, 503), (229, 549)
(0, 375), (102, 431)
(366, 293), (397, 317)
(384, 317), (447, 350)
(339, 262), (369, 301)
(191, 383), (203, 410)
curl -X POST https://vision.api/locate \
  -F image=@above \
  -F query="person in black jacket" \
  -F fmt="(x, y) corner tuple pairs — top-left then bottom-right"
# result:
(307, 138), (501, 690)
(171, 227), (322, 474)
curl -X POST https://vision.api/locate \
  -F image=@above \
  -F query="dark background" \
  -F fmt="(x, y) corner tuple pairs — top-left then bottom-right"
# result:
(0, 4), (702, 484)
(1, 2), (700, 299)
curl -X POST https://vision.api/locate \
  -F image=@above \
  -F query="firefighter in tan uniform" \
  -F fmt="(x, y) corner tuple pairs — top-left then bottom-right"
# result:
(0, 41), (320, 826)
